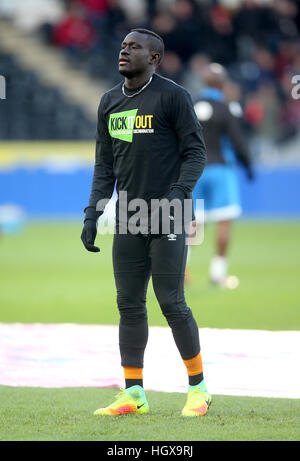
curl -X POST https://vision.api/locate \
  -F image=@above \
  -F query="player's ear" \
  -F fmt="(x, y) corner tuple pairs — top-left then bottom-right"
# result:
(149, 51), (160, 66)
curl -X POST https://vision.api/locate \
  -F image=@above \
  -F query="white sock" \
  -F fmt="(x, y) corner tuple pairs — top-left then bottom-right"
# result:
(209, 255), (228, 283)
(187, 245), (191, 264)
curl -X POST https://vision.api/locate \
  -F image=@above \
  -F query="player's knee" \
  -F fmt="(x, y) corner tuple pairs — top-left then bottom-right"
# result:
(117, 293), (146, 313)
(118, 305), (148, 324)
(164, 308), (192, 327)
(158, 297), (192, 324)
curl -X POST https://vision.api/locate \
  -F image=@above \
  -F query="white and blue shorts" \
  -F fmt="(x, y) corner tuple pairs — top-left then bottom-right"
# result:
(193, 164), (242, 222)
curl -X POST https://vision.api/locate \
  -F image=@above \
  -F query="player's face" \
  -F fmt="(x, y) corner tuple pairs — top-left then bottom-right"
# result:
(119, 32), (153, 78)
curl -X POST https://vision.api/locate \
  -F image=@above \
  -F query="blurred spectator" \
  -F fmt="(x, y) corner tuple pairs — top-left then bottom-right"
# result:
(151, 0), (203, 62)
(0, 0), (64, 31)
(1, 0), (299, 149)
(78, 0), (109, 17)
(120, 0), (147, 26)
(252, 46), (277, 85)
(182, 53), (211, 97)
(244, 94), (266, 129)
(158, 51), (184, 83)
(233, 0), (279, 43)
(52, 3), (97, 52)
(205, 4), (237, 66)
(275, 39), (299, 79)
(251, 82), (281, 139)
(272, 0), (299, 38)
(150, 11), (178, 50)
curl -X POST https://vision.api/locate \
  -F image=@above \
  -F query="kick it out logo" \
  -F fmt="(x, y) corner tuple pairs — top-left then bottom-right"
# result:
(109, 109), (154, 142)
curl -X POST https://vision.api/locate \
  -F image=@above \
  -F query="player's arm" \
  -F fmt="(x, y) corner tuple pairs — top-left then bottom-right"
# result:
(224, 106), (254, 179)
(171, 129), (207, 198)
(81, 95), (115, 252)
(168, 88), (207, 200)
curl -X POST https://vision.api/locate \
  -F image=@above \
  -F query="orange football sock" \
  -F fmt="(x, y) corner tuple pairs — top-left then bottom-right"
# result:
(183, 352), (204, 385)
(123, 367), (143, 388)
(123, 367), (143, 380)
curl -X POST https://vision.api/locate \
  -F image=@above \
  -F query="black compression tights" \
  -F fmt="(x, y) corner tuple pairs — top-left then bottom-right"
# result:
(113, 232), (201, 368)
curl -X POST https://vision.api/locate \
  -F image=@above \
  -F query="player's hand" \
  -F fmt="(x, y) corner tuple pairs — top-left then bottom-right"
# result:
(81, 219), (100, 252)
(165, 186), (186, 205)
(151, 186), (186, 235)
(81, 206), (102, 253)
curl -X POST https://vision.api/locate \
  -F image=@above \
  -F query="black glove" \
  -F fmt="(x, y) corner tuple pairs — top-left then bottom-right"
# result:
(165, 186), (186, 204)
(81, 206), (102, 253)
(151, 186), (187, 236)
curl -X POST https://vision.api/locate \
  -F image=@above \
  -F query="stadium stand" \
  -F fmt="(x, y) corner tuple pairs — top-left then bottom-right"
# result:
(0, 51), (97, 140)
(0, 0), (299, 154)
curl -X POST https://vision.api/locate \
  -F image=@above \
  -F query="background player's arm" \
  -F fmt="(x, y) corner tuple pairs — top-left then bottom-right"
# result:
(224, 107), (253, 179)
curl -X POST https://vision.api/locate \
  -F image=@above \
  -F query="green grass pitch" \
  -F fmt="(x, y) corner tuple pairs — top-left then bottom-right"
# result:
(0, 220), (300, 441)
(0, 387), (299, 441)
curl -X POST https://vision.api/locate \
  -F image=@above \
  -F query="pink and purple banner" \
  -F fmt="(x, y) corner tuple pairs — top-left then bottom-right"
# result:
(0, 323), (299, 398)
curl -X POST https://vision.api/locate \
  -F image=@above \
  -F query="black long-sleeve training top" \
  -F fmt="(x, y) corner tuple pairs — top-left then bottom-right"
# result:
(88, 73), (207, 216)
(193, 88), (251, 171)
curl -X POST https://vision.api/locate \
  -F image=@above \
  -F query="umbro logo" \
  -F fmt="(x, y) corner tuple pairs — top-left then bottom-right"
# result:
(167, 233), (177, 241)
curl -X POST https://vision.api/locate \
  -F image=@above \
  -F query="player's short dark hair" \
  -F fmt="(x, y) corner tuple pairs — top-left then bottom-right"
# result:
(130, 28), (164, 64)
